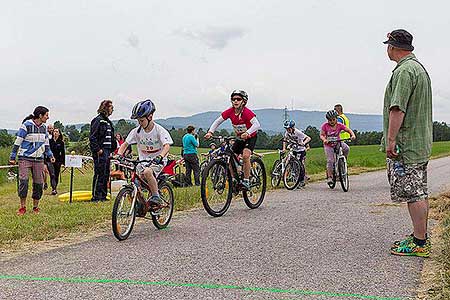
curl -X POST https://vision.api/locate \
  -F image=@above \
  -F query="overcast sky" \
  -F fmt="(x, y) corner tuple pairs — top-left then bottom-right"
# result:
(1, 0), (449, 129)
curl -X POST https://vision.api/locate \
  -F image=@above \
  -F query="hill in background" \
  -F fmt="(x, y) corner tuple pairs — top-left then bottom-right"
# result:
(155, 108), (382, 133)
(3, 108), (382, 134)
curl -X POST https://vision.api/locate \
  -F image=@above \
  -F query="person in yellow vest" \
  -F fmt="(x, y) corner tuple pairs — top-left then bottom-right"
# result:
(334, 104), (350, 140)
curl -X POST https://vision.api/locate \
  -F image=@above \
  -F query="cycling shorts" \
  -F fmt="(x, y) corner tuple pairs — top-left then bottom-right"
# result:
(232, 135), (257, 155)
(136, 161), (166, 177)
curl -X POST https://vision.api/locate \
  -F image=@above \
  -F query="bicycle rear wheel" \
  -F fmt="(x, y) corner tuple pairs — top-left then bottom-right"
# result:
(152, 181), (174, 229)
(338, 157), (349, 192)
(112, 187), (136, 241)
(243, 157), (266, 209)
(283, 158), (302, 190)
(200, 159), (232, 217)
(270, 160), (282, 187)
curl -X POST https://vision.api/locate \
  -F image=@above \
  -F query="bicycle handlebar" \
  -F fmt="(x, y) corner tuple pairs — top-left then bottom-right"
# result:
(327, 137), (353, 143)
(281, 138), (305, 147)
(208, 135), (243, 143)
(113, 156), (160, 168)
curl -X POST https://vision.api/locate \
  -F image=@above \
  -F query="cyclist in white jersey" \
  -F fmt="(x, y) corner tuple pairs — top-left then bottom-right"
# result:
(282, 119), (311, 186)
(117, 99), (173, 211)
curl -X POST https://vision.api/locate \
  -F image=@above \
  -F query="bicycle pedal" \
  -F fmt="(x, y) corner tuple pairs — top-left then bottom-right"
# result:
(150, 210), (162, 216)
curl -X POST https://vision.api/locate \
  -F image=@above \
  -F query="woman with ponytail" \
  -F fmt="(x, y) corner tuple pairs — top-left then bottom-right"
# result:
(10, 106), (55, 215)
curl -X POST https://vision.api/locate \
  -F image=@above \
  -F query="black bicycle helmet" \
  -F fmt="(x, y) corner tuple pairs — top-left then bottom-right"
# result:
(230, 90), (248, 102)
(325, 110), (338, 120)
(130, 99), (156, 119)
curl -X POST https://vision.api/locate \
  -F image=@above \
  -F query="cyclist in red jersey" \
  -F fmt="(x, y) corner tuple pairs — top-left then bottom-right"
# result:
(204, 90), (261, 190)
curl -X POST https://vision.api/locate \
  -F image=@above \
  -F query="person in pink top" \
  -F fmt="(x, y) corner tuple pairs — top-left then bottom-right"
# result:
(204, 90), (261, 190)
(320, 110), (356, 185)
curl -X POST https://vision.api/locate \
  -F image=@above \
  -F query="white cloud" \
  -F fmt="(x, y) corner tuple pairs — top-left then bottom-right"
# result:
(174, 26), (246, 50)
(1, 0), (450, 129)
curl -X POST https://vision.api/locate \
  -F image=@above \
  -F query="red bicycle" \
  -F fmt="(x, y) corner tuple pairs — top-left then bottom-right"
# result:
(111, 157), (174, 241)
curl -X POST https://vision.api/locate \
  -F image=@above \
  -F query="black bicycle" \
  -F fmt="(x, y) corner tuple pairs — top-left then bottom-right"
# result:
(200, 136), (267, 217)
(327, 138), (351, 192)
(111, 157), (174, 241)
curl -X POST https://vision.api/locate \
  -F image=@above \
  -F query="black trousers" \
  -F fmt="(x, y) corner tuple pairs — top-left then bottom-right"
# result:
(183, 153), (200, 186)
(45, 160), (56, 190)
(53, 162), (62, 188)
(92, 149), (111, 200)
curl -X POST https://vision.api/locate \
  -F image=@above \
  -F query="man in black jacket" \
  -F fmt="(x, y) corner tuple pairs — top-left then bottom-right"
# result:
(89, 100), (117, 201)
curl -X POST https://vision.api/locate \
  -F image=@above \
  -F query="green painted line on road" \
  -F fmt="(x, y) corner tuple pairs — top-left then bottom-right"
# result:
(0, 274), (405, 300)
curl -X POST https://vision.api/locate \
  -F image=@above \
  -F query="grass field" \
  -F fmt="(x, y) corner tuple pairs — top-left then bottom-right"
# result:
(1, 141), (450, 249)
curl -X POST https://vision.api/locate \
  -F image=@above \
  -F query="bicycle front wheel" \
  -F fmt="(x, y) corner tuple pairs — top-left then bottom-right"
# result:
(338, 157), (349, 192)
(283, 158), (302, 190)
(152, 181), (174, 229)
(200, 161), (208, 174)
(200, 159), (232, 217)
(270, 159), (282, 187)
(112, 187), (136, 241)
(243, 157), (267, 209)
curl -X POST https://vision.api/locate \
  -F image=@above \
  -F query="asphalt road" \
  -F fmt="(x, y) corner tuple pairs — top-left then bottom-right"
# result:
(1, 157), (450, 300)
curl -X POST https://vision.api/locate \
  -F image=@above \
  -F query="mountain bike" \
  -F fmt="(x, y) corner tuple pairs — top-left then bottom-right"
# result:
(327, 137), (351, 192)
(111, 157), (174, 241)
(270, 139), (305, 190)
(200, 136), (266, 217)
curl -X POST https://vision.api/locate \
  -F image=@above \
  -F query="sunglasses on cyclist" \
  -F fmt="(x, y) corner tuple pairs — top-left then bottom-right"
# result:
(231, 98), (243, 102)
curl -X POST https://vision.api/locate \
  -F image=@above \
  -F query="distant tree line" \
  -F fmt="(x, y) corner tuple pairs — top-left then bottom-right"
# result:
(433, 121), (450, 142)
(2, 120), (450, 151)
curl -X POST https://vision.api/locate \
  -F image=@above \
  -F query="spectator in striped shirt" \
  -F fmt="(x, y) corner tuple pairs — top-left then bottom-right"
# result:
(9, 106), (55, 215)
(89, 100), (117, 202)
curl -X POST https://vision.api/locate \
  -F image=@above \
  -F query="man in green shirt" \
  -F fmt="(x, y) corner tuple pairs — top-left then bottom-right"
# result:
(383, 29), (433, 257)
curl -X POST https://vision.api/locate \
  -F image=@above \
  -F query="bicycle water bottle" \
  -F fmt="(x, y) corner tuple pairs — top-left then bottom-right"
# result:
(393, 161), (406, 177)
(392, 145), (405, 177)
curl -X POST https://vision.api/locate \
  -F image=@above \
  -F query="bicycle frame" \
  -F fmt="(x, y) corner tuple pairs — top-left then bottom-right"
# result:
(334, 142), (345, 171)
(210, 136), (260, 190)
(114, 158), (159, 216)
(282, 139), (304, 169)
(328, 138), (351, 170)
(213, 137), (242, 182)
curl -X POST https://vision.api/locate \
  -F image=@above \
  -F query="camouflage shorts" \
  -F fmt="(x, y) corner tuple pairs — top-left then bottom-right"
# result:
(386, 158), (428, 203)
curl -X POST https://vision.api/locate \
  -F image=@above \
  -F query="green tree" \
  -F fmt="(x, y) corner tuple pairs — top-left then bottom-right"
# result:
(80, 124), (90, 133)
(0, 129), (14, 147)
(255, 130), (269, 149)
(115, 119), (135, 137)
(53, 120), (64, 132)
(433, 121), (450, 142)
(65, 125), (81, 142)
(304, 126), (321, 148)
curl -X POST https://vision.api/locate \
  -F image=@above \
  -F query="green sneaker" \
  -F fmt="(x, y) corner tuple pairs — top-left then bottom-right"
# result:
(390, 237), (430, 257)
(391, 234), (431, 251)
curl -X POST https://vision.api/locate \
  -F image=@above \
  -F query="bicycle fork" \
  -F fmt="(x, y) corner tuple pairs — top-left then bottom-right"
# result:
(125, 184), (139, 217)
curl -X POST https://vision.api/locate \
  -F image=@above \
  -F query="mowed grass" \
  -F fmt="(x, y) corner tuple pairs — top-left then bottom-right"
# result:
(422, 191), (450, 299)
(1, 141), (450, 249)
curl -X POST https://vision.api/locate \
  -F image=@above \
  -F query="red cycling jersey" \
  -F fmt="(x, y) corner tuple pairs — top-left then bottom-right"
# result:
(221, 107), (257, 137)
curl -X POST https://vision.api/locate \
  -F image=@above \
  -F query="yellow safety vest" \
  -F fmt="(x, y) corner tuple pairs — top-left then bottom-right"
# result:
(338, 113), (350, 139)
